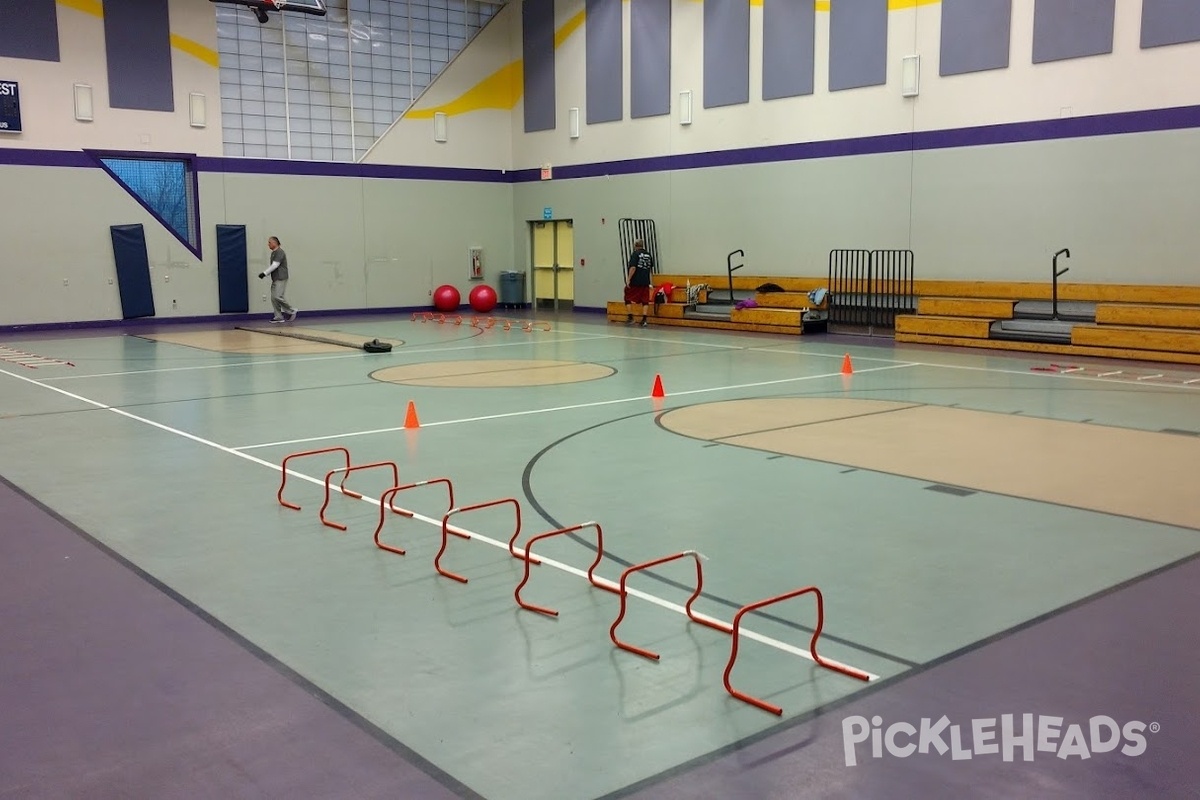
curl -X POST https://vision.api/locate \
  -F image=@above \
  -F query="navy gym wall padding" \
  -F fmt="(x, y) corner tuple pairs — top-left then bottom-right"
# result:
(109, 224), (156, 319)
(216, 224), (250, 313)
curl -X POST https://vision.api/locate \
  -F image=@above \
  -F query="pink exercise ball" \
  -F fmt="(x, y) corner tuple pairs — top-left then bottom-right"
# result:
(433, 284), (460, 312)
(469, 284), (498, 313)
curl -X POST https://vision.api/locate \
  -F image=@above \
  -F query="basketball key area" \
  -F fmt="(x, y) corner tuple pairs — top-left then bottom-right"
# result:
(1, 313), (1198, 799)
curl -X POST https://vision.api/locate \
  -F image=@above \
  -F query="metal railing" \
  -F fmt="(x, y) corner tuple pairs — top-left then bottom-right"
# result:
(618, 218), (661, 277)
(827, 249), (915, 334)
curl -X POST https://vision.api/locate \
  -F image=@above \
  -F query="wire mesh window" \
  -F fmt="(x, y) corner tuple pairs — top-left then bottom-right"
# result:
(215, 0), (504, 162)
(98, 156), (199, 253)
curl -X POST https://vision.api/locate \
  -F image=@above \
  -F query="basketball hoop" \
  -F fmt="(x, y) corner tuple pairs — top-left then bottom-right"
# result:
(208, 0), (327, 24)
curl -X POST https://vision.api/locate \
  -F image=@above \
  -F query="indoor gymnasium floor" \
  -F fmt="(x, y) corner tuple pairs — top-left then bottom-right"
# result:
(1, 311), (1197, 799)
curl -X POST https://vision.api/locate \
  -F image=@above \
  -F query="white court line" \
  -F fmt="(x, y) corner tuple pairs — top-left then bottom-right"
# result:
(44, 332), (615, 381)
(898, 358), (1200, 391)
(234, 362), (918, 451)
(0, 364), (880, 682)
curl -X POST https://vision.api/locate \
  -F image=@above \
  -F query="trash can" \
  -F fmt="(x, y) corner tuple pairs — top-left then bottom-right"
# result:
(498, 270), (526, 308)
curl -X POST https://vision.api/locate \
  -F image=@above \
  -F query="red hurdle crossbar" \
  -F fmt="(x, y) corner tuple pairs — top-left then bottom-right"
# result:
(609, 551), (732, 660)
(436, 498), (520, 583)
(514, 521), (614, 616)
(277, 447), (359, 510)
(318, 461), (399, 531)
(373, 478), (455, 556)
(523, 321), (552, 332)
(722, 586), (871, 716)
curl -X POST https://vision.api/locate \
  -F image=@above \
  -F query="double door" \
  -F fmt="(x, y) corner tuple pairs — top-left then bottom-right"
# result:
(531, 219), (574, 311)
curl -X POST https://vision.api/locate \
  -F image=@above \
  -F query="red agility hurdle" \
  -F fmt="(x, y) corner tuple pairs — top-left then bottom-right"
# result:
(373, 478), (456, 556)
(609, 551), (733, 661)
(436, 498), (520, 583)
(277, 447), (358, 510)
(722, 586), (872, 715)
(318, 461), (399, 531)
(514, 521), (614, 617)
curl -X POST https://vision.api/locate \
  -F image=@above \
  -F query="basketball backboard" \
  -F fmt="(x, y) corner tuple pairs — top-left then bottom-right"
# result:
(210, 0), (326, 24)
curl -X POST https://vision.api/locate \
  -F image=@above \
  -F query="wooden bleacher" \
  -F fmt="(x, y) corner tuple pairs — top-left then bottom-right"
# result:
(605, 274), (827, 335)
(895, 282), (1200, 366)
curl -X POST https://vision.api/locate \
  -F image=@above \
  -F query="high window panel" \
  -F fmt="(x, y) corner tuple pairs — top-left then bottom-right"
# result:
(217, 0), (503, 161)
(94, 155), (201, 258)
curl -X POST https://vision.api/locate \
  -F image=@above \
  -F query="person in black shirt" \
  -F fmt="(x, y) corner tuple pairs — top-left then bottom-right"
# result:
(624, 239), (654, 327)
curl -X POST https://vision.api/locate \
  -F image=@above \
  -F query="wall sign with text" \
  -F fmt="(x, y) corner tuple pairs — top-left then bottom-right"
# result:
(0, 81), (21, 133)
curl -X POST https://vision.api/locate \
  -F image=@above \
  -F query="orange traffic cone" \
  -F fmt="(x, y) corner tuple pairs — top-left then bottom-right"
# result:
(404, 400), (421, 429)
(841, 354), (854, 375)
(651, 374), (665, 398)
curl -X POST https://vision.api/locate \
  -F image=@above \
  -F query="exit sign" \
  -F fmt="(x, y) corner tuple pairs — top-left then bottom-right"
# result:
(0, 80), (21, 133)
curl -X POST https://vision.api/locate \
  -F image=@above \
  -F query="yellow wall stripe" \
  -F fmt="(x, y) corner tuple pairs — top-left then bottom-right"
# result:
(555, 10), (586, 50)
(170, 33), (221, 68)
(56, 0), (220, 68)
(407, 61), (523, 119)
(57, 0), (102, 16)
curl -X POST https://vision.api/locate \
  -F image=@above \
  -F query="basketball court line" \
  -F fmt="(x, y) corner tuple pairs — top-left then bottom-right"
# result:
(232, 363), (919, 450)
(910, 358), (1200, 391)
(0, 365), (883, 681)
(41, 332), (616, 381)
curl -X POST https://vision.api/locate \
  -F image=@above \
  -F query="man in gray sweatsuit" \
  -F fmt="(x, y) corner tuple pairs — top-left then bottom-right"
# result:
(259, 236), (297, 323)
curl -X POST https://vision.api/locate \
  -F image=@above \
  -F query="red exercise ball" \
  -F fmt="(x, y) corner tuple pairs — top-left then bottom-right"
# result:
(469, 284), (498, 313)
(433, 284), (460, 312)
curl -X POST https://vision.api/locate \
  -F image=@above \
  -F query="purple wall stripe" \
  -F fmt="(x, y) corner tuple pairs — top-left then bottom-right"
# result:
(5, 105), (1200, 183)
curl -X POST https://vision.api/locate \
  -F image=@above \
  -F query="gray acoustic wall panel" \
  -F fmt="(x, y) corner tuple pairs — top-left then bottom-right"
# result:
(829, 0), (888, 92)
(1032, 0), (1116, 64)
(586, 0), (623, 124)
(940, 0), (1012, 76)
(1141, 0), (1200, 49)
(763, 0), (815, 101)
(703, 0), (750, 108)
(523, 0), (556, 132)
(631, 0), (671, 119)
(0, 0), (60, 62)
(104, 0), (174, 111)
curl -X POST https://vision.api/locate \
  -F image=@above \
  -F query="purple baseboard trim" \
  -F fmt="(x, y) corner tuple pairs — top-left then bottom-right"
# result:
(573, 306), (608, 314)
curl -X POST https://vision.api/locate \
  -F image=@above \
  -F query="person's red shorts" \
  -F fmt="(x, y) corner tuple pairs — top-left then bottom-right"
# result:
(624, 285), (651, 304)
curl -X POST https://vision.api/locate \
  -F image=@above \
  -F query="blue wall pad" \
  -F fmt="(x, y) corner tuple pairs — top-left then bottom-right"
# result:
(216, 225), (250, 314)
(109, 225), (157, 320)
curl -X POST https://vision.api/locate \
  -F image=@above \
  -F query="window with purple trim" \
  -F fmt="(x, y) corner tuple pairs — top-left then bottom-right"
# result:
(95, 155), (200, 257)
